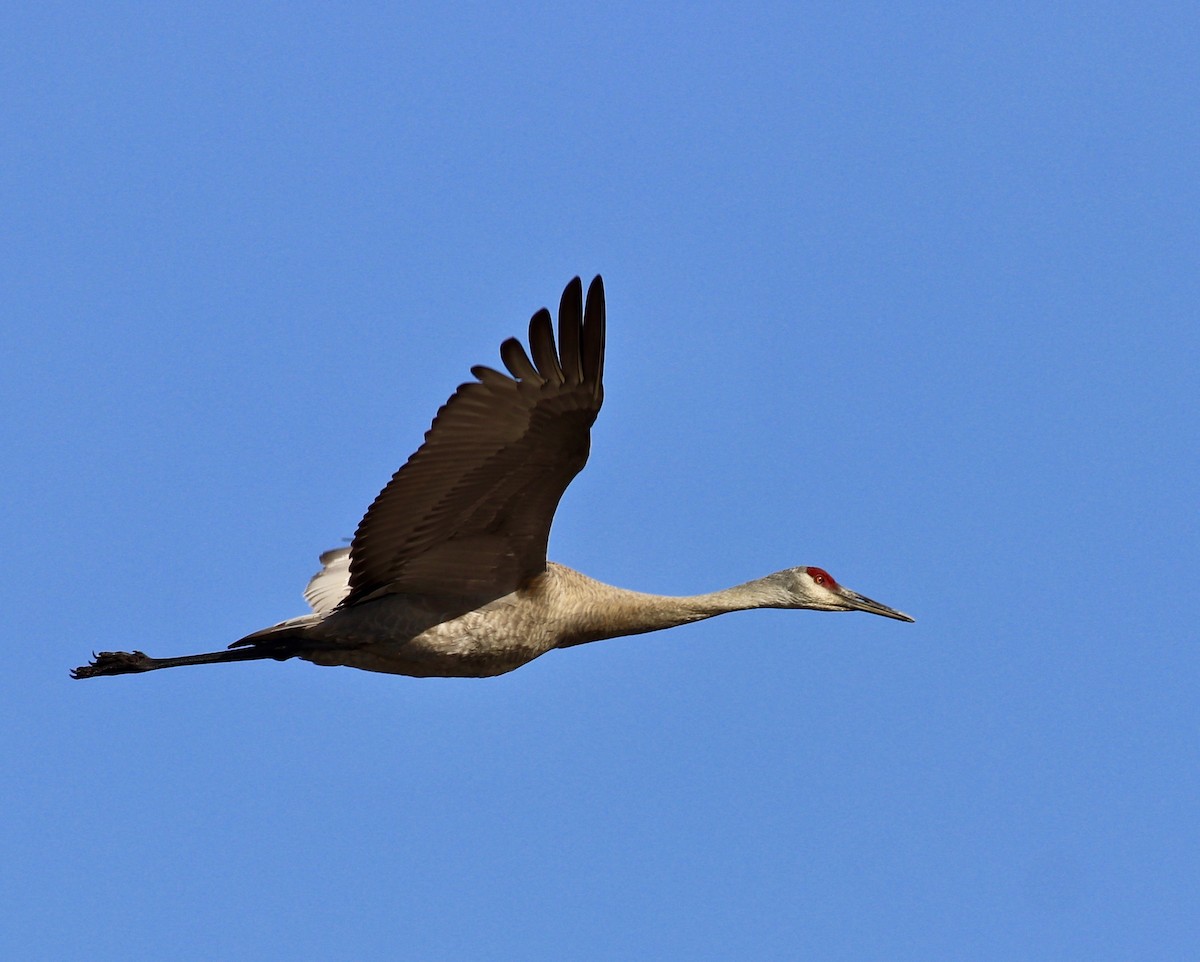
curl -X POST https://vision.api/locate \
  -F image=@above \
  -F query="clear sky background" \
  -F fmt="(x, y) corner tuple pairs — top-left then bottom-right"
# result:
(4, 3), (1197, 959)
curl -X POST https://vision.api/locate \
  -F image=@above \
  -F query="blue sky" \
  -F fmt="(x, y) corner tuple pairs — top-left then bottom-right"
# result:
(4, 2), (1197, 958)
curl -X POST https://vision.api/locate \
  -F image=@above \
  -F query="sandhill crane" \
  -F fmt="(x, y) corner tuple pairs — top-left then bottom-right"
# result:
(73, 276), (912, 681)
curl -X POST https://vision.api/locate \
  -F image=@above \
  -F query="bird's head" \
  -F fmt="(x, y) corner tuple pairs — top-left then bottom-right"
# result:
(768, 566), (914, 622)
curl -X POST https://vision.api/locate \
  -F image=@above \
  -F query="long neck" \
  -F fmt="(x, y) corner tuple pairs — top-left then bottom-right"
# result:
(547, 565), (789, 647)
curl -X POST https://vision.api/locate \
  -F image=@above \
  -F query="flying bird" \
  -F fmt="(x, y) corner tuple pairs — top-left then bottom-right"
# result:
(73, 276), (912, 681)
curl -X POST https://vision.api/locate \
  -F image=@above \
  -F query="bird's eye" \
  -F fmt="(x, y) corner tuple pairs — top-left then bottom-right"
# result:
(807, 566), (836, 588)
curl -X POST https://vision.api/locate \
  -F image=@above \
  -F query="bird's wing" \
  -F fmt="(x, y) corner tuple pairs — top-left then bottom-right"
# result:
(343, 275), (605, 605)
(304, 547), (352, 614)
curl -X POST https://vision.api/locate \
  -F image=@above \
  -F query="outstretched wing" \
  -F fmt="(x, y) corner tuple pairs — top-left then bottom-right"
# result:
(343, 275), (606, 605)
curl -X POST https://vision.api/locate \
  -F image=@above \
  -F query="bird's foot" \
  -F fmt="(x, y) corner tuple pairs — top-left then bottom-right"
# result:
(71, 651), (153, 679)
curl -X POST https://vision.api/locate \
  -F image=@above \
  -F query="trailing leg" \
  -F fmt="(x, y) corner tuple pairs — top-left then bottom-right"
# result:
(71, 641), (300, 679)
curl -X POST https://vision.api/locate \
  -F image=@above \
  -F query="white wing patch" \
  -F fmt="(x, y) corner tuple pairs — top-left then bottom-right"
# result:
(304, 547), (352, 614)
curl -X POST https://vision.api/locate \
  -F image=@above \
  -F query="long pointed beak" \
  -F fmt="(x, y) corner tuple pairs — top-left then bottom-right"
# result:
(840, 588), (915, 622)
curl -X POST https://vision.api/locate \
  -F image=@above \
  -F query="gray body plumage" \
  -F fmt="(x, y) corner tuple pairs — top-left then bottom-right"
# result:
(73, 276), (911, 682)
(262, 563), (721, 677)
